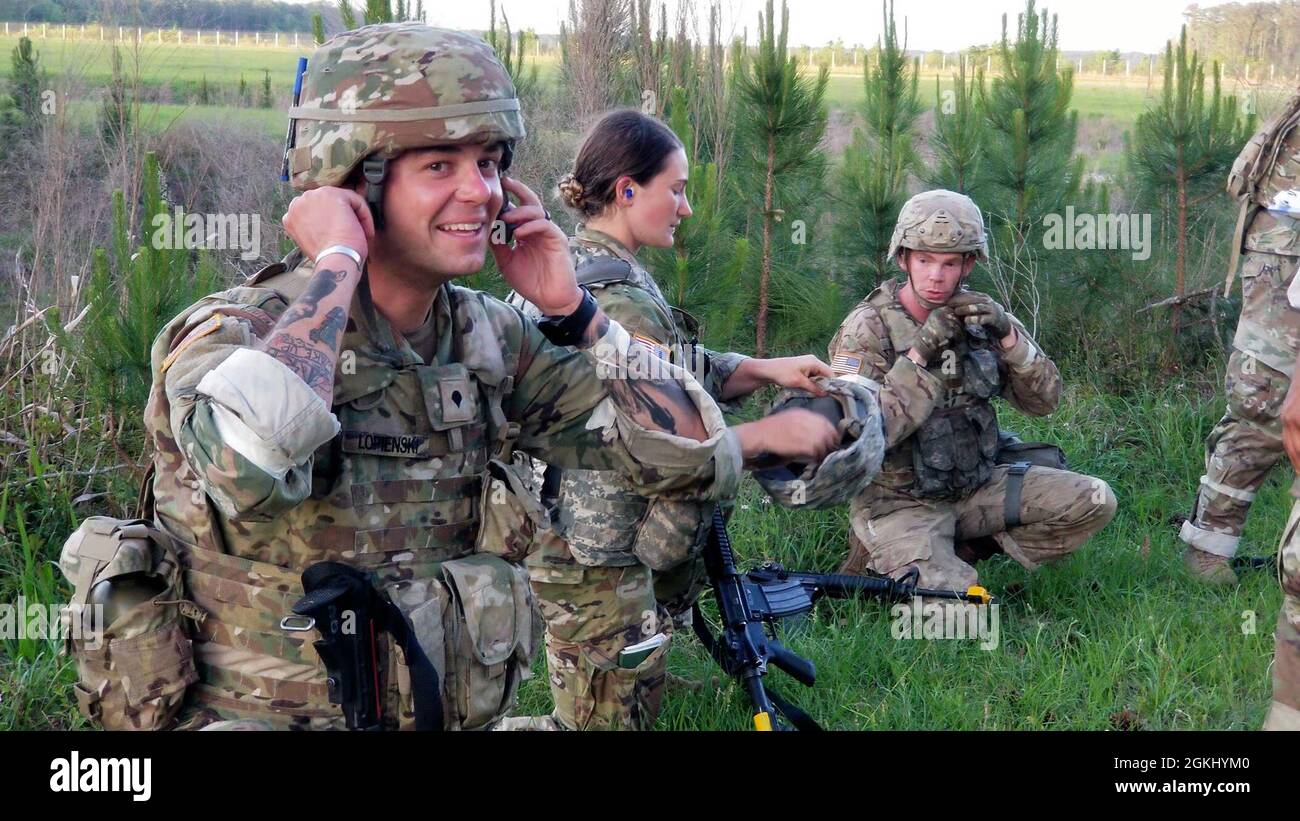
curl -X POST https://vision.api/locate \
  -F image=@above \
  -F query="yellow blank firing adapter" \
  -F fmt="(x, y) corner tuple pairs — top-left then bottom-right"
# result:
(967, 586), (993, 605)
(754, 712), (773, 731)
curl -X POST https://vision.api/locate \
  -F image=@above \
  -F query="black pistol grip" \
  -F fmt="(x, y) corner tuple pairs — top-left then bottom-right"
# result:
(768, 640), (817, 687)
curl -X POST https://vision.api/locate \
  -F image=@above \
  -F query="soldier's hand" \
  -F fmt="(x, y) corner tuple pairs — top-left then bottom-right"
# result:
(736, 408), (839, 462)
(490, 176), (583, 316)
(749, 355), (835, 395)
(1283, 372), (1300, 472)
(281, 187), (374, 263)
(948, 291), (1013, 340)
(911, 306), (963, 363)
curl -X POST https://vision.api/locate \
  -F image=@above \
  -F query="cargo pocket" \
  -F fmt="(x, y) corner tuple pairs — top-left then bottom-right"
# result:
(441, 555), (535, 730)
(631, 498), (710, 572)
(569, 622), (672, 731)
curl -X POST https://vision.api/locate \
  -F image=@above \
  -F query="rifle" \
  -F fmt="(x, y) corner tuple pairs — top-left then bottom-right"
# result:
(693, 505), (993, 731)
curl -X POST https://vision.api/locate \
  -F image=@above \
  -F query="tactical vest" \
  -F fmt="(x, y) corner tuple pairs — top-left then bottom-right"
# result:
(1225, 88), (1300, 288)
(144, 255), (536, 729)
(861, 283), (1005, 500)
(524, 246), (712, 574)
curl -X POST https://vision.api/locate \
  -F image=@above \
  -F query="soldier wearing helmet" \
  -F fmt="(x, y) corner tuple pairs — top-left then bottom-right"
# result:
(136, 23), (838, 731)
(826, 189), (1117, 600)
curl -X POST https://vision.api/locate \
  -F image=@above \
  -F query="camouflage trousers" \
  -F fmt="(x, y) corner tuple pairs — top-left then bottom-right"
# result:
(842, 465), (1117, 591)
(530, 556), (703, 731)
(1264, 484), (1300, 730)
(1182, 251), (1300, 557)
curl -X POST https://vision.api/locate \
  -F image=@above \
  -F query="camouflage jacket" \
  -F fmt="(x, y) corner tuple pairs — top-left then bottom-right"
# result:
(1244, 104), (1300, 257)
(828, 278), (1061, 493)
(512, 226), (750, 568)
(147, 250), (742, 573)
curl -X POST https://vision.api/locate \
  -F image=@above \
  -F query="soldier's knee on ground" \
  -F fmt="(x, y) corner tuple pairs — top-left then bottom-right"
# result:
(545, 620), (673, 731)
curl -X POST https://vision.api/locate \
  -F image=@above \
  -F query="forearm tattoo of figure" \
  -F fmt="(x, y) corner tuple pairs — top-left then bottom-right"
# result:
(259, 266), (353, 403)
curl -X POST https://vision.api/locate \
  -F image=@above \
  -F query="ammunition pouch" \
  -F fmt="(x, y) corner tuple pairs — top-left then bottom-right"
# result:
(631, 498), (711, 572)
(57, 517), (201, 730)
(911, 402), (999, 500)
(394, 554), (540, 730)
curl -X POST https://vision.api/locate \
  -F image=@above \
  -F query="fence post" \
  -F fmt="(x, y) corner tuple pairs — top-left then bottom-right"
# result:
(295, 32), (299, 47)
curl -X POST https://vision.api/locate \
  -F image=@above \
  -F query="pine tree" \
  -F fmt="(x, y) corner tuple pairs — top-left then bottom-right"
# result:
(197, 73), (210, 106)
(9, 36), (43, 125)
(80, 153), (221, 425)
(260, 70), (273, 109)
(1126, 25), (1252, 346)
(99, 46), (132, 147)
(642, 86), (749, 350)
(487, 0), (538, 99)
(311, 13), (326, 45)
(338, 0), (358, 30)
(238, 74), (250, 107)
(733, 0), (828, 356)
(926, 56), (987, 200)
(977, 0), (1081, 254)
(834, 0), (922, 291)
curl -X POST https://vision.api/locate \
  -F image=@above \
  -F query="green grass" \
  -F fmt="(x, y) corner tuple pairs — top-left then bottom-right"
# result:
(510, 385), (1284, 730)
(1, 381), (1284, 730)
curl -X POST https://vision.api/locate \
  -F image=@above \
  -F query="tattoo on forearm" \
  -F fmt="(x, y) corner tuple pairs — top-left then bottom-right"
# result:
(264, 334), (336, 400)
(258, 267), (356, 402)
(272, 267), (349, 330)
(609, 378), (680, 434)
(308, 306), (347, 349)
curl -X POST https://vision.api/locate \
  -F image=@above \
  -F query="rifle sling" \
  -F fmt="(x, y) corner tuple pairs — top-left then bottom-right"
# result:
(1004, 462), (1031, 530)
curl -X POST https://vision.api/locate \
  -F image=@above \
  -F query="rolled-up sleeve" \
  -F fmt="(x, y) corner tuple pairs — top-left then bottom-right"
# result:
(163, 307), (332, 520)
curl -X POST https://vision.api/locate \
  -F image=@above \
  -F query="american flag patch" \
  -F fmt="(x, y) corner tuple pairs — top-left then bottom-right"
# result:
(831, 352), (863, 376)
(632, 334), (671, 360)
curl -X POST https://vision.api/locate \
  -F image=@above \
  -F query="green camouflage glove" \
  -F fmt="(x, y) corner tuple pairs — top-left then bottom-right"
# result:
(912, 306), (963, 362)
(949, 291), (1012, 339)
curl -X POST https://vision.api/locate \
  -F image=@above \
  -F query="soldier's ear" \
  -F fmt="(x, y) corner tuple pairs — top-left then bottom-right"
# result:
(896, 249), (910, 272)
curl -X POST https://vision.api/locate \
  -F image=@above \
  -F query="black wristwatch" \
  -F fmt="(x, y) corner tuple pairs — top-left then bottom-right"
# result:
(536, 287), (599, 347)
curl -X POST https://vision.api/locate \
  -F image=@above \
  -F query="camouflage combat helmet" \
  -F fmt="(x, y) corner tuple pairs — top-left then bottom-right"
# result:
(888, 189), (989, 261)
(752, 378), (885, 510)
(286, 23), (526, 191)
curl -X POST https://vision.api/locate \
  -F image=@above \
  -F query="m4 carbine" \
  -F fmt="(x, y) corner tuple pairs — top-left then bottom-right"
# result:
(693, 505), (992, 731)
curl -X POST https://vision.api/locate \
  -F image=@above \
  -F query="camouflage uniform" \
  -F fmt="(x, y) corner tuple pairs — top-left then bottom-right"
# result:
(512, 226), (751, 731)
(140, 25), (742, 731)
(830, 278), (1116, 592)
(1181, 91), (1300, 569)
(1265, 479), (1300, 729)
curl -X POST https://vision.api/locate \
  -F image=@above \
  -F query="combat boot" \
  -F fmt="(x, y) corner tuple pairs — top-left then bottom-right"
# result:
(1182, 545), (1238, 586)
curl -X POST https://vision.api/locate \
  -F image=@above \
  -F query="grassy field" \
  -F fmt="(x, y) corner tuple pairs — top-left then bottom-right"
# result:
(509, 385), (1285, 730)
(1, 380), (1283, 731)
(0, 35), (1199, 127)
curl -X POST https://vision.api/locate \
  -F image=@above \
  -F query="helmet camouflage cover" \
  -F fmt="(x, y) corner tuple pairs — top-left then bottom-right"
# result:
(888, 189), (989, 261)
(287, 23), (525, 190)
(752, 377), (885, 509)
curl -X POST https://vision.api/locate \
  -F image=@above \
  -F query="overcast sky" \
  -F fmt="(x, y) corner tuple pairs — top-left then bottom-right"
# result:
(287, 0), (1247, 54)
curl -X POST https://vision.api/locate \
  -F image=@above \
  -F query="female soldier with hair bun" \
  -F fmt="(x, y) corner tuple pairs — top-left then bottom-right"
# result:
(510, 108), (837, 731)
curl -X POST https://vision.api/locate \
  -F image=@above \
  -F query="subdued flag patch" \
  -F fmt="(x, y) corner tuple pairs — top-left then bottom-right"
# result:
(831, 352), (863, 376)
(632, 333), (670, 360)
